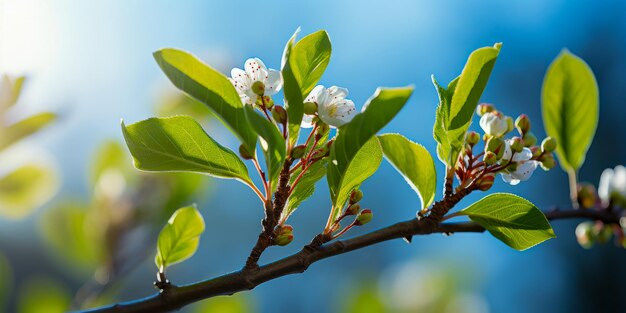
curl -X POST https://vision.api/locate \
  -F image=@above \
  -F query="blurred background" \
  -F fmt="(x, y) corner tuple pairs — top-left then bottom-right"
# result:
(1, 0), (625, 312)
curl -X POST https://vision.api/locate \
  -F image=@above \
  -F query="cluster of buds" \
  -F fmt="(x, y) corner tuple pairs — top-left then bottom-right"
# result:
(274, 224), (294, 246)
(326, 189), (373, 239)
(456, 104), (557, 191)
(575, 221), (626, 249)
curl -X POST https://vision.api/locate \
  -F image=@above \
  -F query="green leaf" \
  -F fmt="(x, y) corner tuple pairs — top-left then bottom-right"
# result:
(90, 140), (131, 185)
(155, 205), (205, 270)
(432, 43), (501, 166)
(332, 137), (383, 219)
(0, 164), (59, 219)
(327, 87), (413, 208)
(283, 30), (332, 147)
(542, 49), (599, 171)
(457, 193), (556, 250)
(378, 134), (436, 209)
(17, 278), (70, 313)
(191, 293), (255, 313)
(121, 116), (251, 184)
(0, 75), (25, 112)
(282, 159), (328, 220)
(244, 107), (286, 189)
(0, 112), (56, 151)
(153, 48), (257, 151)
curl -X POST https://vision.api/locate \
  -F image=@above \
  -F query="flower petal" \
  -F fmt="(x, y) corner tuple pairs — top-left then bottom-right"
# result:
(306, 85), (325, 103)
(300, 114), (315, 128)
(265, 69), (283, 95)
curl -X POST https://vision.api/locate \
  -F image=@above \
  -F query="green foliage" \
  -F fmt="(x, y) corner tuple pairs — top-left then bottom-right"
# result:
(433, 43), (501, 166)
(282, 30), (332, 147)
(191, 294), (256, 313)
(0, 164), (59, 219)
(340, 282), (386, 313)
(17, 278), (70, 313)
(0, 112), (56, 151)
(91, 140), (132, 184)
(378, 134), (436, 209)
(153, 48), (257, 151)
(282, 159), (328, 220)
(542, 49), (598, 172)
(458, 193), (556, 250)
(122, 116), (251, 183)
(0, 253), (12, 310)
(155, 205), (205, 271)
(0, 75), (25, 111)
(327, 87), (413, 210)
(244, 107), (286, 189)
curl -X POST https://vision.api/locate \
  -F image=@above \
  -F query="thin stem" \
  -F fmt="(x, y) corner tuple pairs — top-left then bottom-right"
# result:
(251, 157), (269, 200)
(567, 168), (579, 209)
(245, 181), (265, 202)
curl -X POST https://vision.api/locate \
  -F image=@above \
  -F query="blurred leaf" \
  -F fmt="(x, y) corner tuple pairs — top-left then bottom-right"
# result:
(283, 30), (332, 148)
(17, 278), (70, 313)
(378, 134), (436, 209)
(40, 203), (103, 270)
(191, 294), (256, 313)
(0, 164), (59, 219)
(433, 43), (501, 166)
(122, 116), (251, 184)
(0, 75), (25, 112)
(327, 87), (412, 210)
(160, 172), (206, 220)
(155, 205), (205, 270)
(340, 282), (386, 313)
(244, 107), (286, 189)
(542, 49), (598, 171)
(282, 159), (328, 220)
(0, 253), (12, 311)
(0, 112), (56, 151)
(153, 48), (257, 151)
(91, 140), (131, 185)
(155, 92), (213, 121)
(458, 193), (556, 250)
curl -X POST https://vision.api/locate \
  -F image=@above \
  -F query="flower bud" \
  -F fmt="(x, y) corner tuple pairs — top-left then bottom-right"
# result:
(303, 102), (318, 115)
(530, 146), (541, 158)
(505, 116), (515, 133)
(510, 137), (524, 153)
(276, 224), (294, 235)
(483, 151), (497, 165)
(477, 173), (496, 191)
(271, 106), (287, 124)
(480, 111), (508, 137)
(595, 224), (613, 244)
(539, 153), (556, 171)
(515, 114), (531, 134)
(355, 209), (373, 226)
(575, 221), (595, 249)
(466, 131), (480, 146)
(577, 183), (597, 209)
(239, 144), (254, 160)
(251, 81), (266, 96)
(476, 103), (494, 117)
(274, 233), (294, 246)
(541, 137), (557, 153)
(290, 145), (306, 159)
(350, 189), (363, 204)
(522, 131), (537, 147)
(485, 137), (505, 160)
(345, 203), (361, 216)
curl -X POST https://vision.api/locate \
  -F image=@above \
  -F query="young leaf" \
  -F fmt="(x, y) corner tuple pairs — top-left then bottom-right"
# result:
(244, 107), (286, 189)
(327, 87), (413, 208)
(282, 159), (328, 220)
(0, 112), (57, 151)
(283, 30), (332, 147)
(0, 164), (59, 220)
(542, 50), (598, 171)
(0, 75), (25, 113)
(153, 48), (257, 151)
(121, 116), (251, 184)
(378, 134), (436, 209)
(457, 193), (556, 251)
(155, 205), (205, 270)
(432, 76), (458, 166)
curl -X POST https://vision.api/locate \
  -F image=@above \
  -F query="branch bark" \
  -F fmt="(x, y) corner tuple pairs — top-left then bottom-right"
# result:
(77, 207), (619, 313)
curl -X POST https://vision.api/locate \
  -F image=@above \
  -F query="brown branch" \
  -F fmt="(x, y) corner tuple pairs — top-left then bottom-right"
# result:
(77, 193), (621, 313)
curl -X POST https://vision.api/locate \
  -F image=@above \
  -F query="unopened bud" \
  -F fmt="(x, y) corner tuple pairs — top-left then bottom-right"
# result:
(530, 146), (541, 158)
(539, 153), (556, 171)
(466, 131), (480, 146)
(596, 224), (613, 244)
(505, 116), (515, 133)
(515, 114), (531, 134)
(577, 183), (597, 209)
(350, 189), (363, 204)
(303, 102), (317, 115)
(251, 81), (266, 96)
(355, 209), (373, 226)
(239, 144), (254, 160)
(510, 137), (524, 153)
(576, 221), (595, 249)
(290, 145), (306, 159)
(275, 233), (294, 246)
(541, 137), (557, 153)
(485, 137), (505, 159)
(483, 151), (497, 165)
(477, 173), (495, 191)
(271, 106), (287, 124)
(476, 103), (495, 117)
(522, 131), (537, 147)
(346, 203), (361, 216)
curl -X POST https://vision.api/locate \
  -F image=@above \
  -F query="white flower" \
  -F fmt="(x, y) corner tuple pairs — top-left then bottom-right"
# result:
(229, 58), (282, 105)
(479, 111), (508, 137)
(598, 165), (626, 204)
(500, 140), (539, 185)
(302, 85), (357, 128)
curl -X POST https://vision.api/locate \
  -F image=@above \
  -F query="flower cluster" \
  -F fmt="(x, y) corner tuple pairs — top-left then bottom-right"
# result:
(455, 103), (557, 191)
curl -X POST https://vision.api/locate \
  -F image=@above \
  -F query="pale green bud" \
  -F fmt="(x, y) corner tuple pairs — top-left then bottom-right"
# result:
(523, 131), (537, 147)
(510, 136), (524, 153)
(485, 137), (505, 159)
(355, 209), (373, 226)
(541, 137), (557, 153)
(466, 131), (480, 146)
(515, 114), (531, 134)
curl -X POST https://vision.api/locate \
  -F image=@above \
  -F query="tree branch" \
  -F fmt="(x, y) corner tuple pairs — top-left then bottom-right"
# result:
(77, 207), (619, 313)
